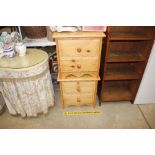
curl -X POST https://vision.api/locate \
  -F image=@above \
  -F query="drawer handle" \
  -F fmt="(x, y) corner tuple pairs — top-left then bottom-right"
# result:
(86, 50), (91, 53)
(77, 48), (82, 53)
(76, 86), (81, 92)
(65, 73), (92, 79)
(77, 64), (81, 69)
(81, 73), (92, 78)
(65, 74), (77, 78)
(77, 81), (80, 85)
(71, 65), (75, 68)
(72, 59), (76, 62)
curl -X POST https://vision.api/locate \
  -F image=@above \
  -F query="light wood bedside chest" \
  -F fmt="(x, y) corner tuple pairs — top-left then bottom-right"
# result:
(53, 32), (105, 108)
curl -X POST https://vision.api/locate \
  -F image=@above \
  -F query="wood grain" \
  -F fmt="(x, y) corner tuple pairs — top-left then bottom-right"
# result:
(53, 31), (105, 38)
(58, 72), (100, 81)
(58, 39), (100, 57)
(63, 93), (94, 107)
(60, 57), (98, 72)
(105, 63), (140, 80)
(53, 31), (105, 107)
(102, 81), (133, 101)
(61, 81), (96, 94)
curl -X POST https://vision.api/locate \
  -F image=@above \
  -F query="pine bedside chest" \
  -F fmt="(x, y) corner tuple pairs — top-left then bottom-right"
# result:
(53, 32), (105, 108)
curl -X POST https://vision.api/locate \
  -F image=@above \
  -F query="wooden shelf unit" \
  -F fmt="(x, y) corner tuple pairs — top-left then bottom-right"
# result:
(99, 26), (155, 104)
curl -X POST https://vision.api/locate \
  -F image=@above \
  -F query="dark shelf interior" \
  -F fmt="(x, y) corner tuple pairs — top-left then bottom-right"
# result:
(105, 62), (142, 80)
(108, 26), (155, 40)
(102, 80), (137, 101)
(107, 40), (150, 62)
(109, 32), (152, 40)
(108, 50), (145, 62)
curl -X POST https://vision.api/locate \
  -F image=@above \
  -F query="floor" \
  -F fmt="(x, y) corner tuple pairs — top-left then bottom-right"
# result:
(0, 85), (155, 129)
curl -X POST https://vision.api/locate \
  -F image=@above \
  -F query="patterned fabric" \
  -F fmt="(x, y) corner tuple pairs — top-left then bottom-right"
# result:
(0, 58), (55, 117)
(0, 61), (48, 79)
(0, 93), (5, 112)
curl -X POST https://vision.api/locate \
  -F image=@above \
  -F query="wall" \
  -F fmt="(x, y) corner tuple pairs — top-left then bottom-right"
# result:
(134, 41), (155, 104)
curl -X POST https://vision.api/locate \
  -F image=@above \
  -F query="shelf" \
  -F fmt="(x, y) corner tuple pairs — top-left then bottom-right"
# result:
(108, 51), (145, 62)
(99, 27), (154, 103)
(23, 37), (56, 47)
(103, 81), (133, 101)
(105, 63), (140, 80)
(109, 32), (153, 40)
(108, 40), (148, 62)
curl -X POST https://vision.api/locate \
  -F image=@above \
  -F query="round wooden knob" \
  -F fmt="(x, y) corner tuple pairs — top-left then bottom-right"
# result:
(86, 50), (91, 53)
(77, 64), (81, 69)
(77, 48), (81, 53)
(76, 86), (80, 92)
(77, 98), (81, 102)
(77, 81), (80, 85)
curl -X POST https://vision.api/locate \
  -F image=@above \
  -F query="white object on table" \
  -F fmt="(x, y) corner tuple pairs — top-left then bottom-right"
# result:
(50, 26), (80, 32)
(0, 49), (4, 58)
(15, 42), (27, 56)
(0, 49), (55, 117)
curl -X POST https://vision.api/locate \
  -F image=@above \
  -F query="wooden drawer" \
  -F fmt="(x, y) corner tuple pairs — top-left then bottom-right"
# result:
(61, 81), (96, 94)
(60, 58), (98, 72)
(63, 94), (94, 106)
(59, 72), (100, 81)
(58, 39), (100, 57)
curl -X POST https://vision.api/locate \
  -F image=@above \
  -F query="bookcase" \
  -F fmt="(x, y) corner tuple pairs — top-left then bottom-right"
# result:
(98, 26), (155, 104)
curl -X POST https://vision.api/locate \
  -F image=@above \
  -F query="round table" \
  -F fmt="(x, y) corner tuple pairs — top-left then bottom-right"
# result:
(0, 48), (54, 117)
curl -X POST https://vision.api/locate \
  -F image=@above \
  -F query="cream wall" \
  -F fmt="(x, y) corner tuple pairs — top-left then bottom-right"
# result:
(134, 41), (155, 104)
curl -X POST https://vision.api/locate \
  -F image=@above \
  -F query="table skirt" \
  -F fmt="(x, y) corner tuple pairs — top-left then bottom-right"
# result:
(0, 61), (55, 117)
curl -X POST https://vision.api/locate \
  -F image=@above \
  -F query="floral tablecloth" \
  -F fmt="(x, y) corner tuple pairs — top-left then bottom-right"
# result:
(0, 49), (55, 117)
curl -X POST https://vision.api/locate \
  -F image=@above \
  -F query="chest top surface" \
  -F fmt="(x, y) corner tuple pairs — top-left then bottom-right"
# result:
(0, 48), (48, 70)
(53, 31), (106, 39)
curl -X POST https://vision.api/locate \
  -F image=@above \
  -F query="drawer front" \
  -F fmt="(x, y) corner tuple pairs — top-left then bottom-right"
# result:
(58, 39), (100, 57)
(63, 94), (94, 106)
(59, 72), (100, 81)
(61, 81), (96, 94)
(60, 58), (98, 72)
